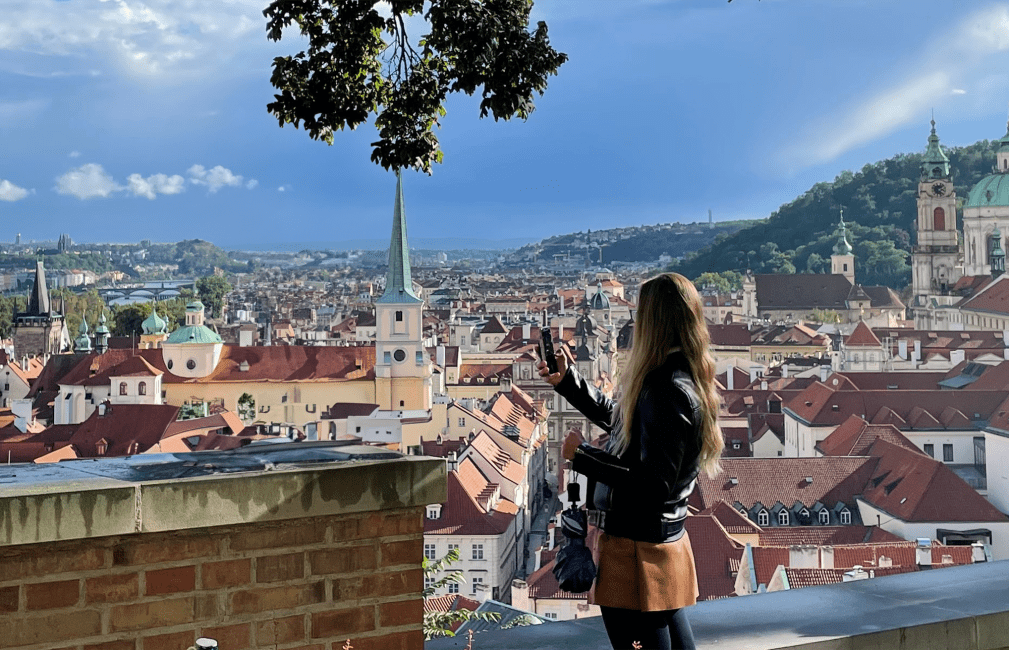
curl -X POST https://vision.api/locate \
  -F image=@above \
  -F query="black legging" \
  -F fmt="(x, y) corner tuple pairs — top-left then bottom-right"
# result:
(600, 606), (696, 650)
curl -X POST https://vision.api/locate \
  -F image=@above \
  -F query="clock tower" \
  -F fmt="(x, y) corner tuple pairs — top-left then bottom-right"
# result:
(374, 172), (431, 411)
(912, 118), (961, 305)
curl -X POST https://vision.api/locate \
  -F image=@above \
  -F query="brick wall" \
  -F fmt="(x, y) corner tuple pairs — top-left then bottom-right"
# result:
(0, 507), (424, 650)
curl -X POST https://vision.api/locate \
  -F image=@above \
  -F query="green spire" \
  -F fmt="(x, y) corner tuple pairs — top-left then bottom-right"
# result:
(833, 209), (853, 256)
(992, 226), (1005, 278)
(921, 117), (951, 180)
(74, 318), (92, 353)
(377, 171), (422, 304)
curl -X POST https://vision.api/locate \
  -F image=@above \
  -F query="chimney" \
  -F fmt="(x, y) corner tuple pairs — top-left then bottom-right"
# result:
(898, 339), (908, 360)
(950, 349), (965, 365)
(727, 369), (734, 391)
(1003, 330), (1009, 347)
(522, 323), (531, 340)
(749, 368), (758, 383)
(972, 542), (988, 563)
(760, 380), (767, 391)
(447, 451), (458, 471)
(781, 365), (788, 379)
(558, 324), (564, 341)
(820, 545), (834, 569)
(788, 545), (818, 569)
(913, 340), (921, 363)
(915, 538), (932, 567)
(878, 555), (892, 568)
(436, 345), (446, 368)
(820, 365), (829, 382)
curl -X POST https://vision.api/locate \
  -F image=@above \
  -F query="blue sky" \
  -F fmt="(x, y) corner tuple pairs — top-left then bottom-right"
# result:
(3, 0), (1009, 249)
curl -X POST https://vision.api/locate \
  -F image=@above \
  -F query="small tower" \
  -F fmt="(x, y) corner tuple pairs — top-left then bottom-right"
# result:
(13, 260), (65, 359)
(912, 117), (960, 301)
(991, 226), (1005, 278)
(94, 311), (110, 354)
(831, 210), (855, 284)
(74, 318), (93, 354)
(140, 305), (169, 349)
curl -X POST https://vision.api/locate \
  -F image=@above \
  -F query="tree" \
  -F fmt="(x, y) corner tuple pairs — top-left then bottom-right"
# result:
(693, 271), (743, 294)
(263, 0), (567, 173)
(111, 303), (153, 338)
(422, 548), (500, 639)
(238, 393), (256, 423)
(196, 275), (233, 319)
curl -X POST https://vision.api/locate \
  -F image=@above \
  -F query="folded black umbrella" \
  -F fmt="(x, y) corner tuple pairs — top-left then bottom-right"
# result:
(552, 484), (596, 593)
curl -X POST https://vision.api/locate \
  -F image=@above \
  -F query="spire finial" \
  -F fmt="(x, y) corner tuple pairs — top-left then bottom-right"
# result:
(931, 109), (936, 135)
(839, 207), (845, 225)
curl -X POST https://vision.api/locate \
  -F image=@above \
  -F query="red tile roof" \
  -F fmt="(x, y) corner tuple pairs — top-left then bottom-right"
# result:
(959, 275), (1009, 315)
(425, 471), (516, 536)
(816, 415), (921, 457)
(846, 321), (882, 347)
(695, 457), (878, 511)
(685, 514), (745, 601)
(708, 324), (751, 347)
(756, 526), (903, 547)
(860, 439), (1008, 523)
(782, 568), (844, 588)
(701, 501), (763, 535)
(66, 404), (181, 458)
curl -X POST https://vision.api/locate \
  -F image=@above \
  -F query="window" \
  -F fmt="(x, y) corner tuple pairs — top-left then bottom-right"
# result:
(934, 207), (946, 230)
(757, 510), (769, 527)
(393, 349), (406, 362)
(425, 575), (436, 590)
(448, 582), (459, 594)
(416, 350), (424, 364)
(458, 418), (466, 427)
(839, 509), (851, 525)
(119, 382), (127, 395)
(819, 509), (830, 525)
(924, 444), (934, 458)
(384, 352), (391, 364)
(544, 612), (558, 620)
(943, 444), (954, 462)
(395, 311), (403, 322)
(472, 544), (484, 560)
(778, 510), (789, 526)
(424, 543), (437, 560)
(471, 576), (484, 595)
(138, 382), (147, 396)
(448, 543), (460, 555)
(186, 359), (196, 370)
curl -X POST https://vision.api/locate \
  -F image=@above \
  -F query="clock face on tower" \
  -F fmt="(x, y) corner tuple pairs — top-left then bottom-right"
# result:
(932, 182), (946, 197)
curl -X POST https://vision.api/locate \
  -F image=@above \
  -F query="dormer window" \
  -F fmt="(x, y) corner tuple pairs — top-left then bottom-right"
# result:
(119, 382), (127, 396)
(138, 382), (147, 396)
(819, 509), (830, 525)
(96, 439), (108, 456)
(758, 509), (769, 527)
(427, 504), (442, 520)
(778, 510), (789, 526)
(839, 508), (852, 525)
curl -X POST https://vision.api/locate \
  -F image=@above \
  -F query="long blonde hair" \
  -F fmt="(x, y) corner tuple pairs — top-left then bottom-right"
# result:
(614, 273), (723, 477)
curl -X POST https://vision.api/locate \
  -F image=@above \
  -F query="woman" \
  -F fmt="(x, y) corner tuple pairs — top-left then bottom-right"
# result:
(538, 272), (723, 650)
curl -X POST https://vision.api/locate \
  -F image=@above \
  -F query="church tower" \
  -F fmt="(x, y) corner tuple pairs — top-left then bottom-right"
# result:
(830, 211), (855, 284)
(912, 118), (961, 300)
(13, 260), (65, 359)
(374, 172), (431, 411)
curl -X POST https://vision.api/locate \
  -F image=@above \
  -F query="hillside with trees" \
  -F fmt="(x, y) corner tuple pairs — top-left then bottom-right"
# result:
(674, 139), (1000, 290)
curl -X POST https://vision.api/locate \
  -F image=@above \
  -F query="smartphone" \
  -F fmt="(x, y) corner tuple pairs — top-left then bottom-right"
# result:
(539, 327), (558, 374)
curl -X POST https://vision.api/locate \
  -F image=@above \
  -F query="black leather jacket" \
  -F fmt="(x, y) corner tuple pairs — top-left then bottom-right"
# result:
(556, 352), (703, 542)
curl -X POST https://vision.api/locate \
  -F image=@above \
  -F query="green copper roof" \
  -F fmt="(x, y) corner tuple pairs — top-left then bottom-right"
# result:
(142, 306), (167, 335)
(996, 116), (1009, 152)
(376, 171), (423, 305)
(833, 210), (853, 256)
(75, 318), (92, 352)
(94, 311), (110, 336)
(186, 301), (206, 312)
(921, 118), (950, 180)
(965, 173), (1009, 208)
(165, 324), (223, 345)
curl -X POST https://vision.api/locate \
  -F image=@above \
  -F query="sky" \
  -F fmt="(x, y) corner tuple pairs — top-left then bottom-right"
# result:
(3, 0), (1009, 250)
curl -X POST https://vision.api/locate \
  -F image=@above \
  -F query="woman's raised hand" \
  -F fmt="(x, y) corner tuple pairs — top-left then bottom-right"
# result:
(537, 347), (570, 387)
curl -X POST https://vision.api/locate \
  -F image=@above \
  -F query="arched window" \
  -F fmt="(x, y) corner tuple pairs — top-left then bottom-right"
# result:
(119, 382), (127, 396)
(138, 382), (147, 396)
(933, 207), (945, 231)
(778, 510), (789, 526)
(757, 510), (769, 527)
(819, 509), (830, 525)
(839, 509), (852, 525)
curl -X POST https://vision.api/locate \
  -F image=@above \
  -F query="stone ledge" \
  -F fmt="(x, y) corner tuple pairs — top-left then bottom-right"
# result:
(0, 445), (445, 548)
(429, 561), (1009, 650)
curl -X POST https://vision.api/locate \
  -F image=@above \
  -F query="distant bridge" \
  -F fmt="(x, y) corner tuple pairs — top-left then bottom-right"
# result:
(87, 281), (197, 304)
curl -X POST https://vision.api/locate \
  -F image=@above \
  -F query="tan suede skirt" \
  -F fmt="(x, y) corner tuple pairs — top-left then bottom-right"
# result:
(590, 531), (699, 611)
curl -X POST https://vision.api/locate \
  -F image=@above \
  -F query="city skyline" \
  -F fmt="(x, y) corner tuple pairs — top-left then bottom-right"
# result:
(3, 1), (1009, 247)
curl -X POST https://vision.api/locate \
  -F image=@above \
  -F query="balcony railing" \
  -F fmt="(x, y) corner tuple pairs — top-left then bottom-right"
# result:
(428, 560), (1009, 650)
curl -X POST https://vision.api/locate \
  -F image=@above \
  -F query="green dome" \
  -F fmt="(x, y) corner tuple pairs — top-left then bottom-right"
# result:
(965, 174), (1009, 208)
(165, 324), (222, 345)
(142, 307), (167, 335)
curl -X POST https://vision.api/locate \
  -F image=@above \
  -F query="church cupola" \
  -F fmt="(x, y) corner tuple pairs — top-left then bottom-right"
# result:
(991, 226), (1005, 278)
(831, 210), (855, 284)
(997, 115), (1009, 174)
(922, 117), (951, 180)
(94, 311), (110, 355)
(74, 318), (93, 353)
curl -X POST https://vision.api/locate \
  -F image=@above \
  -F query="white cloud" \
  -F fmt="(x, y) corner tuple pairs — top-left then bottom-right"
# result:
(0, 0), (266, 79)
(781, 4), (1009, 169)
(126, 172), (185, 199)
(245, 179), (258, 190)
(187, 164), (246, 192)
(55, 163), (121, 199)
(0, 180), (29, 202)
(69, 150), (81, 158)
(278, 185), (290, 192)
